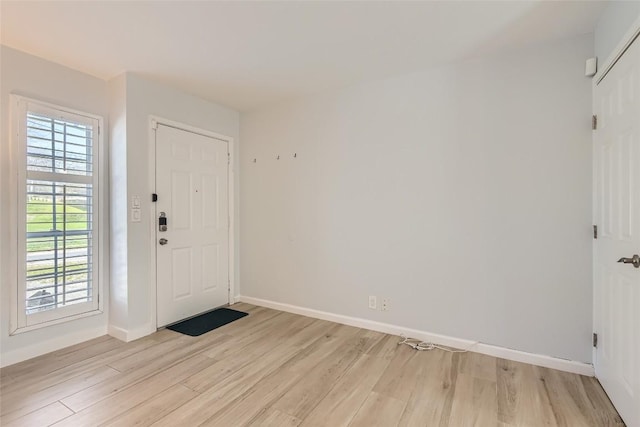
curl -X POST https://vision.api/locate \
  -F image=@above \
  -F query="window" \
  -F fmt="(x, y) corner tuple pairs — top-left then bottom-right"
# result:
(13, 96), (103, 331)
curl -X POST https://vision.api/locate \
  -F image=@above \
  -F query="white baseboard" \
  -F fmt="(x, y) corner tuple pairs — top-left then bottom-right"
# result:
(107, 324), (129, 341)
(1, 325), (107, 368)
(239, 296), (594, 377)
(108, 323), (156, 342)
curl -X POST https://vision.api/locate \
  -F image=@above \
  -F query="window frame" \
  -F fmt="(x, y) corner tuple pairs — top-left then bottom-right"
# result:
(10, 95), (105, 334)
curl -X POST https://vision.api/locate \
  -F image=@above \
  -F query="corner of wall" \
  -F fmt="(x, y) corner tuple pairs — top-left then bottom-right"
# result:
(107, 73), (130, 334)
(107, 322), (156, 343)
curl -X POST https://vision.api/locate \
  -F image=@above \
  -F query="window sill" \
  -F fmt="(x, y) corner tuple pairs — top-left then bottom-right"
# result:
(10, 309), (104, 336)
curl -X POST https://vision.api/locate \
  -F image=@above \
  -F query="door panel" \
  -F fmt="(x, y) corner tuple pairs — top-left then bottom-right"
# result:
(594, 35), (640, 427)
(202, 244), (220, 291)
(171, 247), (193, 299)
(202, 174), (220, 229)
(156, 124), (229, 327)
(172, 171), (192, 229)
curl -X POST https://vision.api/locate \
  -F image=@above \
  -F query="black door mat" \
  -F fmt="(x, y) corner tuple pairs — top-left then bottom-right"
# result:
(166, 307), (248, 336)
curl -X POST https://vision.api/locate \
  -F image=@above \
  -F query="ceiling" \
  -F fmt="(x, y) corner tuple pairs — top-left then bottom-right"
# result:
(1, 1), (607, 112)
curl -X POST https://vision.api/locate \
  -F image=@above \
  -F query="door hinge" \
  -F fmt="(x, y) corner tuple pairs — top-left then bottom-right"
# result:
(228, 152), (231, 165)
(593, 225), (598, 239)
(593, 332), (598, 348)
(152, 193), (158, 202)
(592, 115), (597, 130)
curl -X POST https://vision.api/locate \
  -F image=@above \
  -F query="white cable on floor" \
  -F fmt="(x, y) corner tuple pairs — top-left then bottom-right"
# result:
(397, 334), (476, 353)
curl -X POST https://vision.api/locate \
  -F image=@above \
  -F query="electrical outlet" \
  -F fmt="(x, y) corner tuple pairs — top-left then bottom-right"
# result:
(368, 295), (377, 310)
(381, 298), (389, 311)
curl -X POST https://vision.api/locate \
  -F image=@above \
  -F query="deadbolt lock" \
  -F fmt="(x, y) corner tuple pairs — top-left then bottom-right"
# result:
(159, 212), (167, 232)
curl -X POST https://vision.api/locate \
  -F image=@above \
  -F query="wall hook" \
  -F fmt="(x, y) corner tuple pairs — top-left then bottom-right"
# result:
(293, 153), (297, 158)
(277, 155), (280, 160)
(253, 158), (257, 163)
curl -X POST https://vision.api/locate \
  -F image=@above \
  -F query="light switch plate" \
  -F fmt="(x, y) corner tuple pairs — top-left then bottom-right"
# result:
(132, 195), (141, 208)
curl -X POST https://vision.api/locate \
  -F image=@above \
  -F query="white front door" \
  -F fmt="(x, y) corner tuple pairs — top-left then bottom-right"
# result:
(593, 35), (640, 426)
(155, 123), (230, 327)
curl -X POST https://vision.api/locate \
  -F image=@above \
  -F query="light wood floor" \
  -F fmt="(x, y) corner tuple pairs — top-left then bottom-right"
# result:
(0, 303), (624, 426)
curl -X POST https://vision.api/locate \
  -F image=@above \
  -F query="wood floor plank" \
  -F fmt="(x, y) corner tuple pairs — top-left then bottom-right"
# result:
(1, 336), (123, 382)
(539, 367), (626, 427)
(277, 323), (360, 375)
(0, 401), (73, 427)
(151, 344), (303, 425)
(53, 354), (216, 427)
(155, 355), (303, 426)
(579, 376), (625, 426)
(285, 318), (336, 348)
(60, 333), (230, 412)
(148, 391), (227, 426)
(271, 336), (367, 419)
(301, 353), (391, 427)
(366, 334), (404, 360)
(197, 367), (303, 426)
(186, 339), (302, 397)
(211, 307), (284, 339)
(102, 383), (199, 427)
(372, 344), (427, 402)
(245, 407), (301, 426)
(184, 315), (313, 393)
(0, 304), (625, 427)
(349, 391), (406, 427)
(397, 350), (458, 426)
(107, 333), (211, 372)
(496, 359), (558, 426)
(1, 335), (158, 396)
(202, 312), (312, 361)
(539, 367), (594, 426)
(0, 365), (120, 420)
(458, 350), (498, 383)
(447, 374), (498, 426)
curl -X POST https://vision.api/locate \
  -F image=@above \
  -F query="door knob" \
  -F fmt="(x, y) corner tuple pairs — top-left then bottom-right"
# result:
(159, 238), (168, 245)
(617, 254), (640, 268)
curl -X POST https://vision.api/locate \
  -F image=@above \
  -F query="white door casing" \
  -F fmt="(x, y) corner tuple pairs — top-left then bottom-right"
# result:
(155, 123), (230, 327)
(593, 35), (640, 427)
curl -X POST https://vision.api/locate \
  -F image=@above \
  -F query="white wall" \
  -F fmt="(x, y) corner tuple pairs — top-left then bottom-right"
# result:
(108, 74), (128, 333)
(595, 0), (640, 63)
(240, 34), (594, 363)
(0, 46), (109, 366)
(109, 73), (241, 337)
